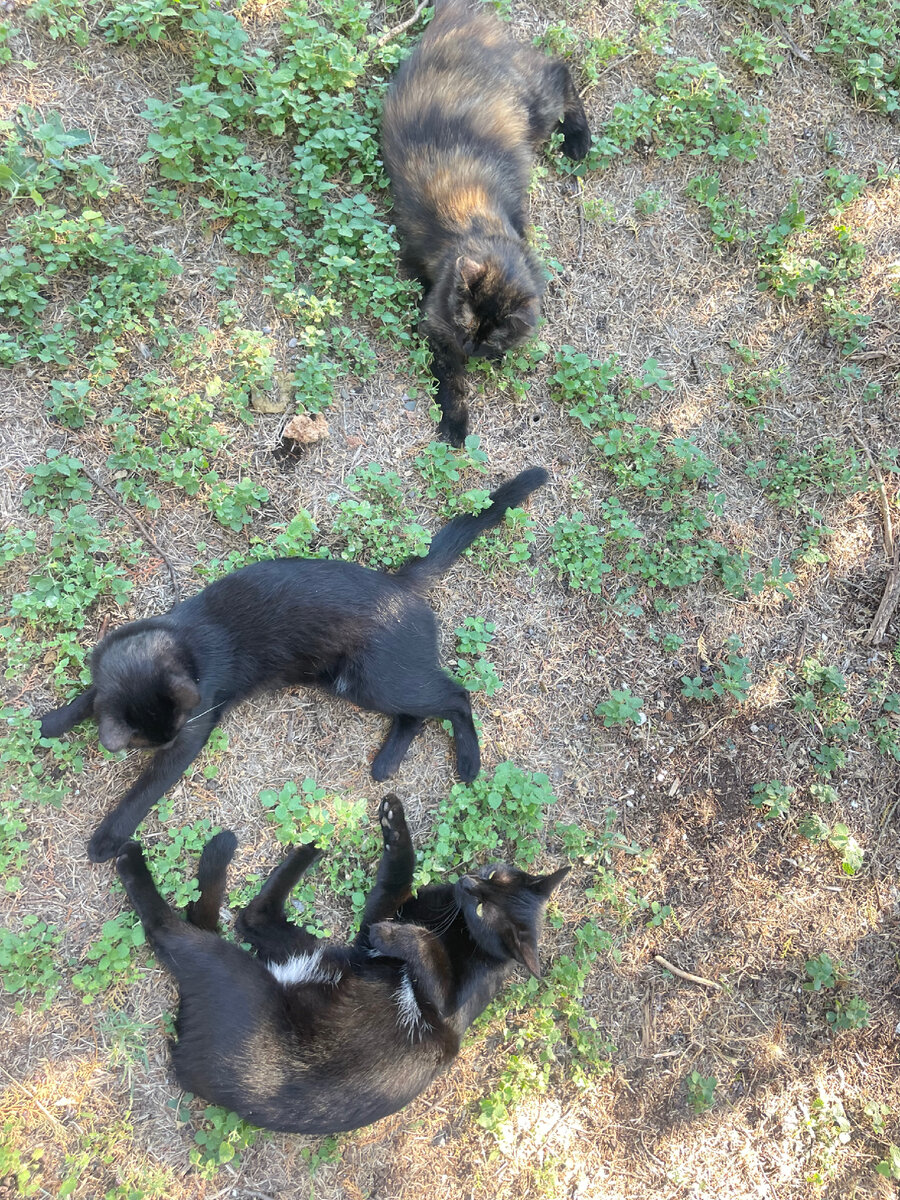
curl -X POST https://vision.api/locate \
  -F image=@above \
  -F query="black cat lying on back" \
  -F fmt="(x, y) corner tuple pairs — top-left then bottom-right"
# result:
(117, 795), (569, 1134)
(382, 0), (592, 446)
(38, 467), (548, 862)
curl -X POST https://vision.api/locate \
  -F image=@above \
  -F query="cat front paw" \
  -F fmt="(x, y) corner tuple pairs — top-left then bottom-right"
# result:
(115, 840), (145, 876)
(456, 746), (481, 784)
(378, 795), (409, 849)
(561, 121), (592, 162)
(88, 818), (133, 863)
(368, 920), (401, 957)
(436, 415), (468, 448)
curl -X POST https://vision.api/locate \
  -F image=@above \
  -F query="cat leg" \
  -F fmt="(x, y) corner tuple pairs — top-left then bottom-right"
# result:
(371, 715), (425, 782)
(116, 840), (194, 972)
(235, 843), (323, 962)
(369, 921), (453, 1020)
(38, 687), (97, 739)
(359, 672), (480, 783)
(87, 715), (218, 863)
(185, 830), (237, 932)
(430, 342), (470, 448)
(441, 686), (481, 783)
(355, 796), (415, 940)
(553, 61), (591, 161)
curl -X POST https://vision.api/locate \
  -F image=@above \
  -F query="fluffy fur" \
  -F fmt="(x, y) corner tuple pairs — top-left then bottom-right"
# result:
(38, 467), (549, 862)
(116, 796), (569, 1134)
(382, 0), (592, 445)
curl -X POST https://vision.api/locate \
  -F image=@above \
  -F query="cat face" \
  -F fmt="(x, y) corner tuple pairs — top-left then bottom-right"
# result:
(91, 628), (200, 752)
(452, 255), (541, 361)
(455, 862), (569, 977)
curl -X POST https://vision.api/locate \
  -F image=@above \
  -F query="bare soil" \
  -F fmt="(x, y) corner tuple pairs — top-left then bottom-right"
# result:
(2, 1), (899, 1198)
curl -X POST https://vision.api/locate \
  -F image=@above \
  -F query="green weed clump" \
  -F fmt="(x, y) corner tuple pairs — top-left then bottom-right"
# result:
(802, 953), (871, 1031)
(329, 462), (431, 568)
(416, 763), (556, 886)
(590, 58), (769, 168)
(546, 347), (786, 604)
(0, 918), (63, 1009)
(71, 912), (147, 1002)
(475, 918), (615, 1133)
(596, 688), (645, 728)
(682, 636), (752, 703)
(814, 0), (900, 113)
(454, 616), (502, 697)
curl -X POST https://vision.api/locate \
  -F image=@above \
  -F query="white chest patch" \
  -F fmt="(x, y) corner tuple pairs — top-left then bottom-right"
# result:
(265, 948), (342, 987)
(394, 970), (430, 1041)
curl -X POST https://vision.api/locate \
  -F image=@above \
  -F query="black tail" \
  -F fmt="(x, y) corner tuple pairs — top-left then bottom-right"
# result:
(186, 830), (238, 932)
(396, 466), (549, 589)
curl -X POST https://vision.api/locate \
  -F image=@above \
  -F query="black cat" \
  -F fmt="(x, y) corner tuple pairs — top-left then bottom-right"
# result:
(381, 0), (592, 446)
(38, 467), (549, 862)
(116, 795), (569, 1133)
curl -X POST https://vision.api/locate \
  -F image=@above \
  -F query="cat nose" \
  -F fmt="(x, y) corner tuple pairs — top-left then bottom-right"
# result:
(460, 876), (480, 897)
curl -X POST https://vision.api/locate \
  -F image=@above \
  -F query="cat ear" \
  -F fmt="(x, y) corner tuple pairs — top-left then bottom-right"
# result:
(456, 256), (487, 292)
(509, 927), (542, 978)
(97, 713), (133, 753)
(169, 672), (201, 715)
(528, 865), (571, 899)
(507, 307), (537, 339)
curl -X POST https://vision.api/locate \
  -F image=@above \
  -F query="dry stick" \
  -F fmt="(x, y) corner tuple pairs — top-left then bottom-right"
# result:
(80, 464), (182, 605)
(575, 176), (587, 262)
(864, 538), (900, 646)
(374, 0), (429, 49)
(792, 617), (808, 670)
(770, 14), (812, 63)
(852, 429), (894, 558)
(654, 954), (721, 991)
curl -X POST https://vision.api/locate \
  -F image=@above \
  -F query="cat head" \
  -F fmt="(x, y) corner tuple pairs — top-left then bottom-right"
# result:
(90, 625), (201, 752)
(447, 246), (543, 361)
(455, 862), (570, 977)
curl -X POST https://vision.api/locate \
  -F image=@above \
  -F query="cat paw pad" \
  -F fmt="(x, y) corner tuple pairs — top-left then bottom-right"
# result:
(378, 795), (405, 846)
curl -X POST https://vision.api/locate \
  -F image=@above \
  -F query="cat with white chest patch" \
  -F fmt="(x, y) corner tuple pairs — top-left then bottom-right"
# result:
(116, 796), (569, 1134)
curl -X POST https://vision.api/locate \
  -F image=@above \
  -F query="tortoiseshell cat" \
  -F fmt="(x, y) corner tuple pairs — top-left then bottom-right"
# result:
(382, 0), (592, 446)
(116, 796), (569, 1133)
(38, 467), (548, 862)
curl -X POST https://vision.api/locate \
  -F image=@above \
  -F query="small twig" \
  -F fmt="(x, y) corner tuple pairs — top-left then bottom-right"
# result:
(770, 14), (812, 63)
(863, 539), (900, 646)
(373, 0), (429, 48)
(80, 464), (182, 604)
(792, 618), (808, 670)
(654, 954), (721, 991)
(852, 429), (894, 558)
(692, 713), (734, 746)
(575, 176), (586, 263)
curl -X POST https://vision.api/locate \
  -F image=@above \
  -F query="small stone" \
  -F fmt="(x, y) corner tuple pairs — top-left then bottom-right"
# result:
(283, 412), (329, 445)
(288, 337), (298, 348)
(404, 399), (417, 411)
(250, 386), (288, 414)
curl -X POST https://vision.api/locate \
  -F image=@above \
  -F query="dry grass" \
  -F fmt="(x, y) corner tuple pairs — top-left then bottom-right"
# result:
(2, 0), (900, 1197)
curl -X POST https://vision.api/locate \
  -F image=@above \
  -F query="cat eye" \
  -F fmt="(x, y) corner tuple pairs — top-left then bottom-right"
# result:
(475, 903), (484, 918)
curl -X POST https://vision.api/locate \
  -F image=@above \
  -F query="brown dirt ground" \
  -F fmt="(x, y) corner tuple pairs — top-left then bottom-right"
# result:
(1, 0), (899, 1198)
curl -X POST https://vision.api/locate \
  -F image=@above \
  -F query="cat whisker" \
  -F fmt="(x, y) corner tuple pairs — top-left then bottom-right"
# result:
(425, 899), (460, 940)
(185, 705), (218, 725)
